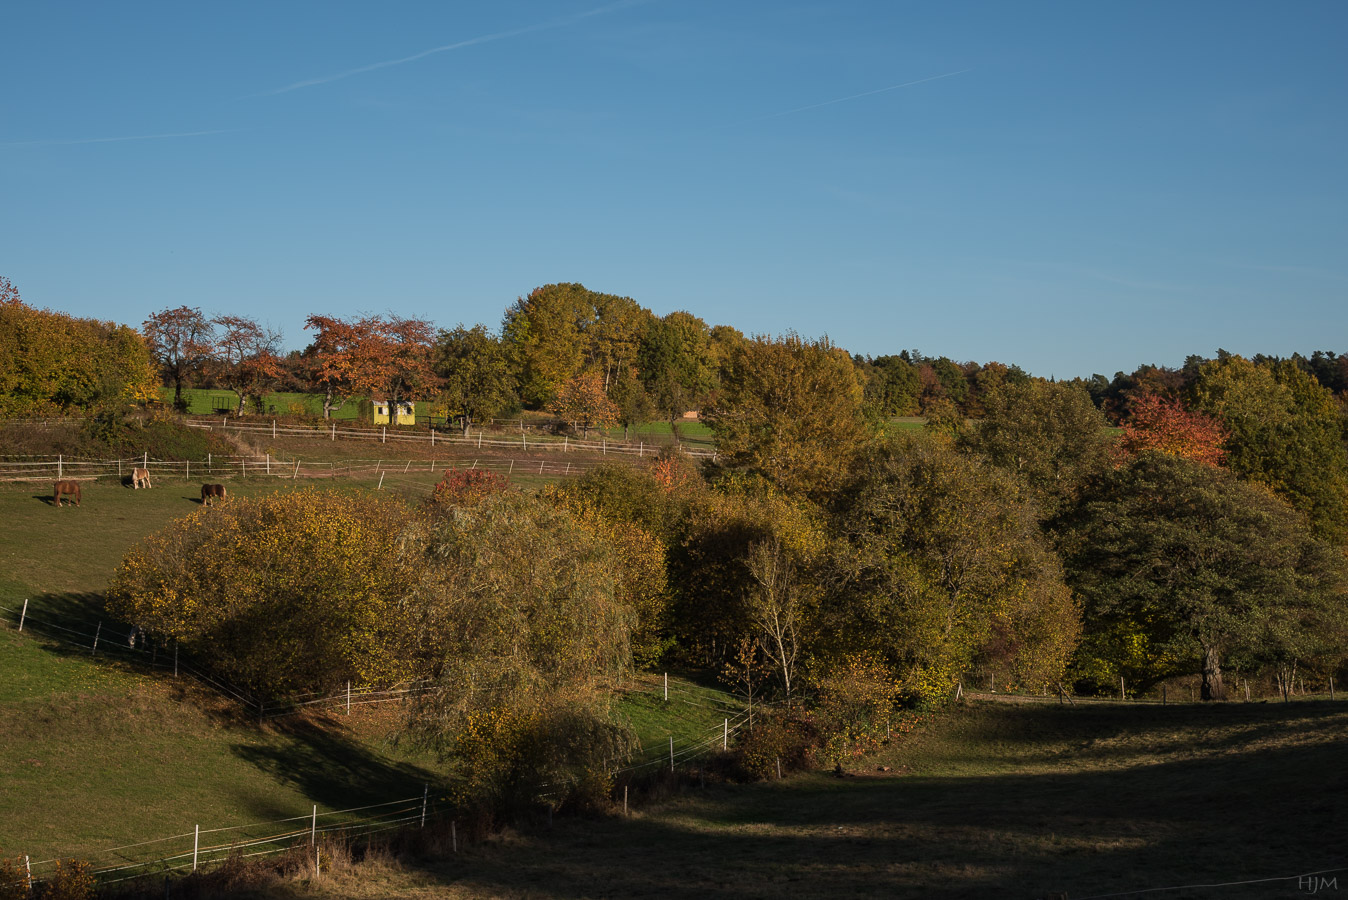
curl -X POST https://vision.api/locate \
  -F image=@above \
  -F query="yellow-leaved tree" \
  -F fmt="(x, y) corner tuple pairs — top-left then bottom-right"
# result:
(108, 489), (420, 698)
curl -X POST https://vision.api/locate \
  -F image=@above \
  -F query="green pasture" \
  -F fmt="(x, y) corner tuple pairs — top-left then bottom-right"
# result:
(0, 478), (740, 865)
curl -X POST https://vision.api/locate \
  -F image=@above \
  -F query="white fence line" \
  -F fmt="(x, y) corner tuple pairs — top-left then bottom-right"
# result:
(181, 416), (716, 459)
(0, 453), (639, 483)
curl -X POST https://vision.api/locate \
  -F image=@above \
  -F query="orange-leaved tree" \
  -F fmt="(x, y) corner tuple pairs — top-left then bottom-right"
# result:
(143, 306), (215, 410)
(212, 314), (284, 415)
(1115, 392), (1228, 466)
(548, 371), (618, 437)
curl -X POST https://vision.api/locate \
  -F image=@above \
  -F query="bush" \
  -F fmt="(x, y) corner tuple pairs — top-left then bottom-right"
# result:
(733, 709), (818, 780)
(108, 488), (420, 698)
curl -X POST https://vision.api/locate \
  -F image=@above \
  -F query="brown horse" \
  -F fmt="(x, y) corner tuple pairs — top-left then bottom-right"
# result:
(132, 467), (152, 489)
(201, 484), (227, 506)
(53, 480), (82, 507)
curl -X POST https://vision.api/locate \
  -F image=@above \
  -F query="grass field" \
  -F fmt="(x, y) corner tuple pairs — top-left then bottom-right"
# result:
(244, 699), (1348, 900)
(0, 477), (738, 867)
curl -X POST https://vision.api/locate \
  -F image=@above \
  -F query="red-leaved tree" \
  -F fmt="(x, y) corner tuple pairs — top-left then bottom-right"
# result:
(1116, 393), (1229, 467)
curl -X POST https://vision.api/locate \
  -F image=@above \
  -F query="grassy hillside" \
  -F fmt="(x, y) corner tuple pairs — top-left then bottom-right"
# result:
(0, 478), (738, 869)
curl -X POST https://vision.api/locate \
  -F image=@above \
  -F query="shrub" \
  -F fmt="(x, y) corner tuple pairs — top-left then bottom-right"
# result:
(108, 488), (420, 698)
(733, 709), (818, 780)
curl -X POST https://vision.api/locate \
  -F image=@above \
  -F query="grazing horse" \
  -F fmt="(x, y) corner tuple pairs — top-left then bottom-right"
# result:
(53, 480), (82, 507)
(201, 483), (227, 506)
(132, 467), (152, 489)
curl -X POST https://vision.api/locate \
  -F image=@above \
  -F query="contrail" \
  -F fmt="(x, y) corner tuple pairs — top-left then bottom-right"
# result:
(0, 130), (232, 148)
(258, 0), (650, 97)
(749, 68), (971, 122)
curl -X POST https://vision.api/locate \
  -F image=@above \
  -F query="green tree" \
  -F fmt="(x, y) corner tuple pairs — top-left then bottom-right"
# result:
(1187, 355), (1348, 542)
(434, 324), (517, 435)
(638, 311), (714, 425)
(959, 379), (1111, 517)
(1056, 453), (1348, 699)
(861, 355), (922, 417)
(828, 436), (1079, 702)
(704, 333), (866, 497)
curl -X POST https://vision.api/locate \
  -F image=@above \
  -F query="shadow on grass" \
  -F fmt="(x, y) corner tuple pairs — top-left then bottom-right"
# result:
(372, 703), (1348, 900)
(232, 715), (446, 815)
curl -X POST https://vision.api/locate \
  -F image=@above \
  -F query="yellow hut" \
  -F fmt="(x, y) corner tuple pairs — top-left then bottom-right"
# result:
(372, 400), (416, 426)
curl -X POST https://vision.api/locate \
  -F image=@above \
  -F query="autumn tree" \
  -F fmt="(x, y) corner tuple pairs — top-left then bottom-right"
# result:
(302, 314), (367, 419)
(1056, 453), (1348, 700)
(0, 275), (20, 306)
(143, 306), (215, 410)
(212, 315), (283, 415)
(548, 372), (618, 437)
(1115, 392), (1228, 466)
(403, 492), (636, 813)
(108, 489), (420, 697)
(433, 324), (517, 434)
(366, 315), (438, 424)
(704, 333), (866, 497)
(0, 298), (157, 417)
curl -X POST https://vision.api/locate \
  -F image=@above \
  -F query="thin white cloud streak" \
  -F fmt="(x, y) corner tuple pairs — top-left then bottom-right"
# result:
(748, 69), (972, 122)
(0, 130), (232, 148)
(258, 0), (649, 97)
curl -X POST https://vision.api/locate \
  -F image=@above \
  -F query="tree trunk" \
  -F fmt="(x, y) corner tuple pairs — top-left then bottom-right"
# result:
(461, 415), (472, 437)
(1200, 645), (1226, 701)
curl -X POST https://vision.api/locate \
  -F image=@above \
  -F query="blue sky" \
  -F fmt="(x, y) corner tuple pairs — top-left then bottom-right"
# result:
(2, 1), (1344, 379)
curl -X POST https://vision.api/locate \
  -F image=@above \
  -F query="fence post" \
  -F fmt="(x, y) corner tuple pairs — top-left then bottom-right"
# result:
(508, 460), (514, 475)
(119, 458), (122, 478)
(639, 441), (644, 457)
(186, 459), (189, 479)
(18, 599), (26, 632)
(311, 805), (317, 846)
(293, 460), (300, 480)
(92, 622), (101, 655)
(58, 454), (62, 480)
(452, 820), (458, 852)
(431, 428), (435, 447)
(724, 718), (728, 750)
(193, 825), (199, 871)
(346, 682), (351, 715)
(382, 426), (386, 444)
(421, 784), (428, 828)
(266, 453), (270, 475)
(670, 736), (675, 774)
(1332, 676), (1336, 701)
(538, 460), (544, 475)
(208, 452), (211, 472)
(1120, 676), (1125, 701)
(272, 420), (276, 438)
(777, 757), (781, 779)
(174, 642), (179, 678)
(144, 451), (148, 469)
(1163, 684), (1167, 705)
(24, 855), (31, 893)
(331, 422), (336, 441)
(377, 473), (385, 491)
(664, 673), (668, 701)
(623, 786), (628, 815)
